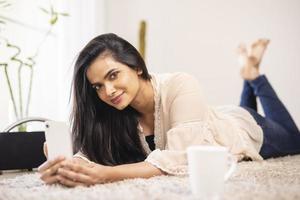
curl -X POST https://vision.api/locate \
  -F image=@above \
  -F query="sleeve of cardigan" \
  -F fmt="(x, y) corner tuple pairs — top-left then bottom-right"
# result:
(145, 122), (218, 175)
(73, 151), (94, 164)
(167, 73), (209, 126)
(145, 73), (217, 175)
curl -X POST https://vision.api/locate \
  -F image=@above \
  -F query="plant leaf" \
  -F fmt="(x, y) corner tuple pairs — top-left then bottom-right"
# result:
(0, 1), (10, 7)
(50, 4), (54, 14)
(2, 3), (10, 7)
(58, 12), (69, 17)
(50, 14), (58, 25)
(39, 7), (49, 14)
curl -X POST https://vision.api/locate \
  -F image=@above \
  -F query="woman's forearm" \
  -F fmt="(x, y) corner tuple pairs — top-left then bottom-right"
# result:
(107, 161), (165, 182)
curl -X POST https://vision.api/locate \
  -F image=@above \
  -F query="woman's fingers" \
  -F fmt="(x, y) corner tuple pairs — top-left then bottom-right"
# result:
(39, 161), (63, 180)
(63, 162), (83, 172)
(63, 162), (97, 175)
(40, 162), (68, 183)
(57, 175), (85, 187)
(38, 156), (67, 184)
(38, 156), (65, 172)
(39, 158), (100, 187)
(43, 174), (60, 185)
(57, 168), (94, 185)
(38, 157), (96, 186)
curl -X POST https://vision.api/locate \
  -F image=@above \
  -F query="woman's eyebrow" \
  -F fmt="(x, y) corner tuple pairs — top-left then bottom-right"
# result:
(103, 68), (117, 80)
(91, 68), (117, 85)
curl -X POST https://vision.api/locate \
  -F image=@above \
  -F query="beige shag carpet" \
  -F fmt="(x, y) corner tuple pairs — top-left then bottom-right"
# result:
(0, 155), (300, 200)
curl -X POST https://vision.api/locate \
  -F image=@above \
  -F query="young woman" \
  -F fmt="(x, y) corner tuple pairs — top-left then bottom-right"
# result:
(38, 33), (300, 187)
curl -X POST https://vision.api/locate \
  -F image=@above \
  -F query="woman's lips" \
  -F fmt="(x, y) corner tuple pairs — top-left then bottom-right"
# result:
(111, 92), (124, 105)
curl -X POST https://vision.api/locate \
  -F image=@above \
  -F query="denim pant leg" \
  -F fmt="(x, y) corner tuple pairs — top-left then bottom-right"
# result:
(248, 75), (299, 134)
(240, 75), (300, 158)
(240, 81), (257, 111)
(243, 107), (300, 159)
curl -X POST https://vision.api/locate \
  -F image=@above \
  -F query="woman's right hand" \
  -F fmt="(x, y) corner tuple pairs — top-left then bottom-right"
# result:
(38, 156), (66, 184)
(39, 143), (91, 185)
(38, 157), (91, 185)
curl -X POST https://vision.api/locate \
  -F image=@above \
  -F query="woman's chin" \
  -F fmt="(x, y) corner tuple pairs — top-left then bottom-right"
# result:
(113, 101), (129, 110)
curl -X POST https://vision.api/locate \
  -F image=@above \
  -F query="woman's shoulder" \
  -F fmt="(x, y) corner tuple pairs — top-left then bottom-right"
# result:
(152, 72), (202, 104)
(151, 72), (197, 86)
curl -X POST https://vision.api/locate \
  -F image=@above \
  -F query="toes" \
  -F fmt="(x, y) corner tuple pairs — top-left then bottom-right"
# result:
(237, 43), (248, 55)
(237, 44), (248, 66)
(262, 39), (270, 46)
(238, 39), (269, 73)
(249, 38), (269, 64)
(251, 40), (260, 48)
(256, 38), (270, 46)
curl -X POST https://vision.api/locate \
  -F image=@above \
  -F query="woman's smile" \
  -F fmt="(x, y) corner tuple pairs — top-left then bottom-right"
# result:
(86, 56), (146, 110)
(111, 92), (124, 105)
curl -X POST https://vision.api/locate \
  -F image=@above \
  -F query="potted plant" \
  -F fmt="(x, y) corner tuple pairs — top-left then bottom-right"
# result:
(0, 1), (68, 172)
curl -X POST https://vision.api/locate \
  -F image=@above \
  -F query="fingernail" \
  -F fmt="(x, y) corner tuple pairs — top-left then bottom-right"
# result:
(38, 163), (45, 171)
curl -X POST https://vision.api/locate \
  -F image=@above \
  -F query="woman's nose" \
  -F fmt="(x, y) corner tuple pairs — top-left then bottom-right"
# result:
(105, 84), (116, 97)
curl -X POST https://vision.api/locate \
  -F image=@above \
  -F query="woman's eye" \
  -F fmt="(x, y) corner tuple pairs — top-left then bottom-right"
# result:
(109, 72), (118, 80)
(93, 85), (102, 91)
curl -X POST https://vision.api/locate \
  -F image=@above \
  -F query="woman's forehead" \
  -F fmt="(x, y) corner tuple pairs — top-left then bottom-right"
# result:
(86, 56), (128, 82)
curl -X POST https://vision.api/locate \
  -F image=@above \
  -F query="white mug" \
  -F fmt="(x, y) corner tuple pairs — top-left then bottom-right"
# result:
(187, 145), (237, 199)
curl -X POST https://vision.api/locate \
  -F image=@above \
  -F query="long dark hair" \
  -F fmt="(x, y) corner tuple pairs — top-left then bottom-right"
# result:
(71, 33), (151, 165)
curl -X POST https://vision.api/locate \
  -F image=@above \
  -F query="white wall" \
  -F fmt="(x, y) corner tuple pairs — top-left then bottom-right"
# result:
(106, 0), (300, 127)
(1, 0), (300, 131)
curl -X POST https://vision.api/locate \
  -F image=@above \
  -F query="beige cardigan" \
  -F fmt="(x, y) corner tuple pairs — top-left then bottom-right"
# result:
(75, 72), (263, 175)
(141, 72), (263, 175)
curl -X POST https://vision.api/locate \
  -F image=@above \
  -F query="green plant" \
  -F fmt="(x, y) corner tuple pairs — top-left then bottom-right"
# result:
(0, 1), (68, 131)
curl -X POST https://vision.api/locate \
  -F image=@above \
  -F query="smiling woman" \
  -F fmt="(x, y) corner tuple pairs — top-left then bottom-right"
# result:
(38, 33), (300, 187)
(72, 33), (152, 166)
(86, 56), (146, 110)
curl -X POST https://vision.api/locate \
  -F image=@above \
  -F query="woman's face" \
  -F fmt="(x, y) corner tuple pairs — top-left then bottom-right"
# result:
(86, 55), (142, 110)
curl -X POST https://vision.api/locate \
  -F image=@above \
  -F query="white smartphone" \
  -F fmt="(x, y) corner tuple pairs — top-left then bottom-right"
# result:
(45, 121), (73, 160)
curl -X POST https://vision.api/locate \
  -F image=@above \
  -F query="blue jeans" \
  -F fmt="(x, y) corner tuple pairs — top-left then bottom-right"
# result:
(240, 75), (300, 159)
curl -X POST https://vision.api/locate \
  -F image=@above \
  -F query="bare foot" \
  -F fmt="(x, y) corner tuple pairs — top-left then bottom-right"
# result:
(237, 39), (270, 80)
(249, 39), (270, 67)
(236, 43), (248, 67)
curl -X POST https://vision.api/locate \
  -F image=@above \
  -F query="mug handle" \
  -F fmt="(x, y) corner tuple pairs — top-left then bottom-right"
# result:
(224, 154), (237, 181)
